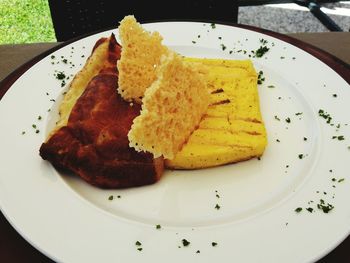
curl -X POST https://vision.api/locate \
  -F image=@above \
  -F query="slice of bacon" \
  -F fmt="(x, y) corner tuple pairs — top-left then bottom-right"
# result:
(40, 35), (164, 188)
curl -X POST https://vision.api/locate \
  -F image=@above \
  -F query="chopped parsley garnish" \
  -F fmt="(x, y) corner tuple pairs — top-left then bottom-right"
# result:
(298, 154), (304, 159)
(280, 56), (285, 59)
(32, 124), (37, 129)
(267, 85), (275, 88)
(332, 94), (337, 97)
(135, 241), (142, 246)
(254, 46), (269, 58)
(295, 112), (303, 116)
(303, 137), (307, 141)
(38, 115), (42, 120)
(182, 239), (190, 247)
(192, 41), (196, 44)
(318, 109), (332, 124)
(306, 207), (313, 213)
(156, 224), (161, 229)
(137, 248), (143, 251)
(21, 131), (26, 135)
(295, 207), (302, 213)
(108, 195), (113, 200)
(210, 23), (216, 29)
(257, 70), (265, 84)
(259, 38), (268, 45)
(220, 43), (227, 51)
(274, 115), (280, 121)
(196, 250), (200, 254)
(276, 139), (280, 142)
(338, 178), (345, 183)
(332, 135), (345, 141)
(55, 71), (66, 80)
(285, 117), (291, 123)
(317, 200), (334, 213)
(215, 204), (221, 210)
(212, 242), (218, 247)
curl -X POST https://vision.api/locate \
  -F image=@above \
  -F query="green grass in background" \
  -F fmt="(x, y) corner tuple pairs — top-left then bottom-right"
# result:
(0, 0), (56, 44)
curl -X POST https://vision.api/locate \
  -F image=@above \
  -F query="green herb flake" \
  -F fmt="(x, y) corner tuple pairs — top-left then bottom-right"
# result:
(280, 56), (285, 59)
(274, 115), (280, 121)
(220, 44), (227, 51)
(182, 239), (190, 247)
(259, 38), (268, 45)
(254, 46), (270, 58)
(156, 224), (161, 229)
(192, 41), (196, 44)
(55, 71), (66, 80)
(137, 248), (143, 251)
(306, 207), (313, 213)
(257, 70), (265, 85)
(135, 241), (142, 246)
(276, 139), (280, 142)
(35, 129), (40, 134)
(285, 117), (291, 123)
(196, 250), (201, 254)
(210, 23), (216, 29)
(38, 115), (42, 120)
(108, 195), (114, 200)
(295, 112), (303, 116)
(21, 131), (26, 135)
(298, 154), (304, 159)
(318, 109), (332, 124)
(317, 201), (334, 213)
(267, 85), (275, 88)
(215, 204), (221, 210)
(338, 178), (345, 183)
(332, 94), (337, 97)
(295, 207), (303, 213)
(212, 242), (218, 247)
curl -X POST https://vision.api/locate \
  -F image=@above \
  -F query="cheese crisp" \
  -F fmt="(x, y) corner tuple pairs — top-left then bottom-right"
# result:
(117, 15), (169, 102)
(128, 52), (210, 159)
(165, 58), (267, 169)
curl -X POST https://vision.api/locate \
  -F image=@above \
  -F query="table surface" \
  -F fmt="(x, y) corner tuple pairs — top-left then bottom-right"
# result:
(0, 32), (349, 262)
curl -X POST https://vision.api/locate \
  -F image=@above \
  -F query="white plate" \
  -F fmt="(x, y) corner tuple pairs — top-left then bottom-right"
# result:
(0, 22), (349, 262)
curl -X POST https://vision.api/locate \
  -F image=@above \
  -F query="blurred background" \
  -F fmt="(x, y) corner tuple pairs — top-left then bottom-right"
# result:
(0, 0), (349, 43)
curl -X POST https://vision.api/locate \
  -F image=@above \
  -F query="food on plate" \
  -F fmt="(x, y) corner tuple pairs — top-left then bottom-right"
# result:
(39, 35), (164, 188)
(55, 36), (116, 132)
(165, 58), (267, 169)
(128, 52), (210, 159)
(39, 16), (267, 189)
(117, 15), (169, 102)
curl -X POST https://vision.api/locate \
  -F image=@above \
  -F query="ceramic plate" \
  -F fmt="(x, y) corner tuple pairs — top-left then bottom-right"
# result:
(0, 22), (349, 262)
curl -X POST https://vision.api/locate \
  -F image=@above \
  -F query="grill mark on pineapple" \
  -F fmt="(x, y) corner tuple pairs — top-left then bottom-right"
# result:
(210, 99), (231, 106)
(211, 88), (224, 94)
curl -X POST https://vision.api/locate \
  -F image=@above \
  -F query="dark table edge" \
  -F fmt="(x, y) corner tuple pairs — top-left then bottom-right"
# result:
(0, 20), (349, 262)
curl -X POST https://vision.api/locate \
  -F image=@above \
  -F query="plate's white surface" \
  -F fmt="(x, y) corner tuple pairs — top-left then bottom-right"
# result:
(0, 22), (349, 262)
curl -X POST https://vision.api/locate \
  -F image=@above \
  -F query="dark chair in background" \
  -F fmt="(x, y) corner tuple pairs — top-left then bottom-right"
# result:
(238, 0), (343, 31)
(48, 0), (239, 41)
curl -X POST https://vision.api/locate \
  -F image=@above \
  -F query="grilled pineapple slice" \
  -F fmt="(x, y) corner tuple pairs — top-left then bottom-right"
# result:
(165, 58), (267, 169)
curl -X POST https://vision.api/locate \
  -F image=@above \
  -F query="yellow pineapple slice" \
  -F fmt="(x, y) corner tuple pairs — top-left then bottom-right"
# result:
(165, 58), (267, 169)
